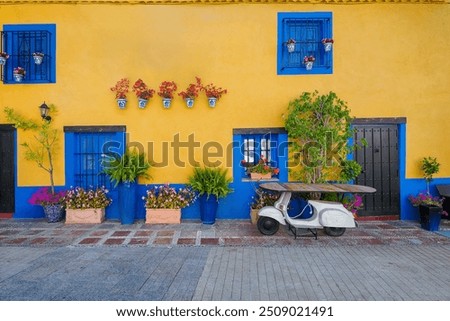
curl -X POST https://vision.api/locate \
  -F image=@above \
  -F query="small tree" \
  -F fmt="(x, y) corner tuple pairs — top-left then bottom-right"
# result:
(284, 91), (359, 184)
(421, 156), (440, 194)
(4, 105), (59, 195)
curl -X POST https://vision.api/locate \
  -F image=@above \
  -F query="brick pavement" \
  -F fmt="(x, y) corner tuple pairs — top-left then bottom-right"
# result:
(0, 218), (449, 301)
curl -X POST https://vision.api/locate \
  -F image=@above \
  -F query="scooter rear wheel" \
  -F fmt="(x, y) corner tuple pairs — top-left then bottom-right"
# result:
(257, 217), (280, 235)
(324, 227), (346, 237)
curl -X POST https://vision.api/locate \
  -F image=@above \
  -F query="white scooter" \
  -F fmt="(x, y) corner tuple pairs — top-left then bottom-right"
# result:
(257, 192), (357, 239)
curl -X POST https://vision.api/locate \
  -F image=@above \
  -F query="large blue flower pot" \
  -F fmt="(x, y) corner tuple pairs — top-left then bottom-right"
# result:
(119, 182), (137, 225)
(200, 195), (218, 225)
(419, 204), (442, 231)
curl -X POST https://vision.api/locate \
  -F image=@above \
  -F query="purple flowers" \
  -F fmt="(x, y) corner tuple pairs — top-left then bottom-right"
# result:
(343, 194), (364, 217)
(29, 187), (65, 206)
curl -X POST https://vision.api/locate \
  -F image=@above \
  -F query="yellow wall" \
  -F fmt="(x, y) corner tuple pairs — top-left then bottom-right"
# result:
(1, 3), (449, 186)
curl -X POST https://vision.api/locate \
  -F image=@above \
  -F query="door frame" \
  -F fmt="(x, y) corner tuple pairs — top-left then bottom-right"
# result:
(352, 118), (407, 219)
(0, 124), (16, 217)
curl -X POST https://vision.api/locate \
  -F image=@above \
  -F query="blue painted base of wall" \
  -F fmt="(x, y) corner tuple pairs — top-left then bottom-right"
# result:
(13, 177), (450, 222)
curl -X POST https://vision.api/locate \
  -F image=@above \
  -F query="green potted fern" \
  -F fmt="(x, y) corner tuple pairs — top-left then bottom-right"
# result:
(188, 167), (232, 224)
(103, 148), (151, 224)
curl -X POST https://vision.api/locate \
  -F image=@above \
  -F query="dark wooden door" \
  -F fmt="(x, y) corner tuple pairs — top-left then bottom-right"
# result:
(0, 125), (15, 213)
(353, 125), (399, 216)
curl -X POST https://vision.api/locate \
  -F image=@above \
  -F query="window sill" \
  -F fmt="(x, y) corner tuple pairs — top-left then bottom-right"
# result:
(241, 178), (279, 183)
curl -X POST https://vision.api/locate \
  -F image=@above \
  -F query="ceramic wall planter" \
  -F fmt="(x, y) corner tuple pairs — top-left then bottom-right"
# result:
(138, 98), (148, 109)
(33, 55), (44, 65)
(162, 98), (172, 109)
(66, 208), (105, 224)
(146, 208), (181, 224)
(117, 99), (127, 109)
(287, 43), (295, 53)
(0, 57), (6, 65)
(208, 97), (217, 108)
(13, 74), (24, 82)
(323, 42), (333, 52)
(250, 172), (272, 180)
(185, 98), (195, 108)
(305, 61), (314, 71)
(43, 204), (64, 223)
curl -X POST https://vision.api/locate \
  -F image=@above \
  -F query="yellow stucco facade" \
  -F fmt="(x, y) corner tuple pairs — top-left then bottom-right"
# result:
(0, 1), (449, 188)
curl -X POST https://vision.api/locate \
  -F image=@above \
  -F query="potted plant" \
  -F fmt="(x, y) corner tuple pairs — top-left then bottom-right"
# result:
(250, 188), (280, 224)
(421, 156), (440, 194)
(242, 156), (279, 180)
(29, 187), (66, 223)
(132, 79), (155, 109)
(0, 52), (9, 65)
(201, 82), (227, 108)
(144, 184), (196, 224)
(157, 81), (177, 108)
(110, 78), (130, 109)
(63, 186), (112, 224)
(103, 148), (151, 224)
(188, 167), (232, 224)
(32, 52), (45, 65)
(321, 38), (334, 52)
(409, 193), (448, 231)
(4, 105), (64, 223)
(13, 67), (26, 82)
(303, 56), (315, 70)
(286, 38), (296, 53)
(178, 77), (202, 108)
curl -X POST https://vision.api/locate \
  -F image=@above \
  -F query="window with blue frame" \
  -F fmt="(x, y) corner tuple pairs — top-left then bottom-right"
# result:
(238, 131), (280, 180)
(277, 12), (333, 75)
(1, 24), (56, 84)
(64, 126), (125, 189)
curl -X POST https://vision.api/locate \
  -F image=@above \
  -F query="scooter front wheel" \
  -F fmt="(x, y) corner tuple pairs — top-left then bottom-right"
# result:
(324, 227), (346, 237)
(257, 217), (280, 235)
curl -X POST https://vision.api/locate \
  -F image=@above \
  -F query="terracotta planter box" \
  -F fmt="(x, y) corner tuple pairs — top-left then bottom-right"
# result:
(146, 208), (181, 224)
(66, 208), (105, 224)
(250, 208), (259, 225)
(250, 172), (272, 180)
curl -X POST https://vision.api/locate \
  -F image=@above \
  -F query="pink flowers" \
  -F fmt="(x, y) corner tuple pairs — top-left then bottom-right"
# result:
(321, 38), (334, 44)
(343, 194), (364, 217)
(244, 156), (280, 176)
(29, 187), (65, 206)
(303, 56), (315, 63)
(144, 185), (196, 209)
(63, 186), (112, 209)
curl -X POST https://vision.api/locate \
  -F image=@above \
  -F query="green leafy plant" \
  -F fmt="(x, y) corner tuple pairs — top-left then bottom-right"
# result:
(421, 156), (440, 193)
(339, 159), (362, 183)
(103, 148), (151, 187)
(250, 188), (280, 210)
(4, 105), (59, 195)
(284, 91), (357, 184)
(188, 167), (232, 200)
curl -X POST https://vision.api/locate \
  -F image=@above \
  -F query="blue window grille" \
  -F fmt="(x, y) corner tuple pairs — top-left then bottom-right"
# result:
(240, 133), (279, 179)
(1, 24), (56, 84)
(277, 12), (333, 75)
(73, 133), (118, 189)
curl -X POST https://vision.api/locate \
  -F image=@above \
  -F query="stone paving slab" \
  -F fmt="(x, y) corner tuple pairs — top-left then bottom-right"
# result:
(1, 219), (450, 248)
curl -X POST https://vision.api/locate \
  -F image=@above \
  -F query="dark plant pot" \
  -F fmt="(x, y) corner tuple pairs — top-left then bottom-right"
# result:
(43, 204), (64, 223)
(419, 204), (442, 231)
(119, 182), (137, 225)
(200, 195), (218, 225)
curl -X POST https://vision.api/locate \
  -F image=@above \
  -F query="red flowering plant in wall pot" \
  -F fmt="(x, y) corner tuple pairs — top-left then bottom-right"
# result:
(303, 56), (315, 70)
(110, 78), (130, 109)
(321, 38), (334, 52)
(132, 79), (155, 109)
(0, 52), (9, 65)
(178, 77), (203, 108)
(157, 81), (177, 109)
(13, 67), (26, 82)
(286, 38), (296, 53)
(202, 82), (227, 108)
